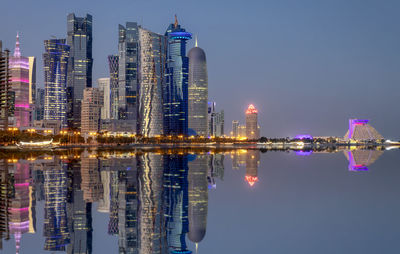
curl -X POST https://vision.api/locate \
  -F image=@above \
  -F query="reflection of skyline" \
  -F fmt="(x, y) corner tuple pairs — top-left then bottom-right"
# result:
(0, 148), (386, 252)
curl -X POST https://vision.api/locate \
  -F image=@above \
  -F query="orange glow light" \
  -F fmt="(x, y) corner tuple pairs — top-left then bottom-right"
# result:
(246, 104), (258, 114)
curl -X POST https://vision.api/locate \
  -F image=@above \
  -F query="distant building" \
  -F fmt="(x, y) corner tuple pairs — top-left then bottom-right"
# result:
(188, 38), (208, 137)
(35, 88), (45, 121)
(97, 78), (111, 120)
(238, 124), (246, 138)
(232, 120), (239, 138)
(43, 39), (69, 128)
(137, 27), (167, 137)
(0, 41), (13, 130)
(28, 57), (36, 105)
(164, 16), (191, 136)
(118, 22), (139, 123)
(107, 55), (119, 120)
(245, 104), (259, 140)
(81, 87), (102, 134)
(67, 13), (93, 129)
(208, 102), (224, 137)
(343, 119), (383, 141)
(9, 34), (30, 127)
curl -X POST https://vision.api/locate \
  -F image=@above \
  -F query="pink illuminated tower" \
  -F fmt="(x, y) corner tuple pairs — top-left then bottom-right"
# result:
(9, 33), (31, 127)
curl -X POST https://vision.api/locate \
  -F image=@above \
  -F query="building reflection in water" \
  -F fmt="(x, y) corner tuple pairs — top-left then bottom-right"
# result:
(188, 154), (209, 252)
(344, 149), (384, 171)
(230, 150), (260, 187)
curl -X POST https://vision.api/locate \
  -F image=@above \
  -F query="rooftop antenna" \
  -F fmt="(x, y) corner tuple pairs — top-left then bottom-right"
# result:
(174, 14), (178, 28)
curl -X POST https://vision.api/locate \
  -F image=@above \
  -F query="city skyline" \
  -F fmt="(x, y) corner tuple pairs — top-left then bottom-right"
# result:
(0, 0), (399, 138)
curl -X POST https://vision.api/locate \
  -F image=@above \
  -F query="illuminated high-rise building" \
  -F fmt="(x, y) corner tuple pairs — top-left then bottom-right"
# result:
(188, 39), (208, 137)
(67, 13), (93, 129)
(81, 87), (102, 134)
(0, 42), (13, 130)
(43, 39), (70, 128)
(137, 27), (167, 137)
(208, 102), (224, 137)
(118, 22), (139, 124)
(164, 16), (191, 136)
(245, 104), (259, 140)
(9, 34), (30, 127)
(35, 88), (44, 121)
(108, 55), (119, 120)
(188, 154), (208, 251)
(163, 155), (191, 253)
(98, 78), (111, 120)
(232, 120), (239, 138)
(28, 57), (36, 106)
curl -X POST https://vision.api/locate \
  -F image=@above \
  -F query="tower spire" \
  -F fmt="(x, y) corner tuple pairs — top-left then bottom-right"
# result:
(195, 35), (198, 47)
(14, 32), (21, 57)
(174, 14), (178, 28)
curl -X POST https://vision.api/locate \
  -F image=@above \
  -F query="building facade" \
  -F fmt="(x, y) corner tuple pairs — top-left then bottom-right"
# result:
(67, 13), (93, 129)
(118, 22), (139, 123)
(81, 87), (102, 134)
(35, 88), (45, 121)
(188, 40), (208, 137)
(107, 55), (119, 120)
(9, 34), (30, 127)
(245, 104), (259, 140)
(232, 120), (239, 138)
(97, 78), (111, 120)
(0, 42), (13, 130)
(43, 39), (70, 128)
(163, 16), (191, 136)
(137, 27), (167, 137)
(208, 102), (224, 137)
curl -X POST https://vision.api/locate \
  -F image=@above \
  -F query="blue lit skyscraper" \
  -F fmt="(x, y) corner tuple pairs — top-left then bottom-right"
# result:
(163, 16), (192, 136)
(43, 39), (69, 127)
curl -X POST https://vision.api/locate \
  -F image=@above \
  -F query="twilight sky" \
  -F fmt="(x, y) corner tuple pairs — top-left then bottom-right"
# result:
(1, 0), (399, 138)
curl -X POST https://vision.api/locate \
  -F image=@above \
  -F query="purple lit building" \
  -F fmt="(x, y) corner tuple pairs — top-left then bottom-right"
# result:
(9, 34), (31, 127)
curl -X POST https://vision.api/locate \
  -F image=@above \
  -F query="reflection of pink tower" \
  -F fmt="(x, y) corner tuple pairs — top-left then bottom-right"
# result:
(9, 162), (30, 254)
(245, 150), (260, 187)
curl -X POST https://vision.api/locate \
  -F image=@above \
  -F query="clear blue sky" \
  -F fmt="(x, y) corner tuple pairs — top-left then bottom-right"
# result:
(1, 0), (399, 138)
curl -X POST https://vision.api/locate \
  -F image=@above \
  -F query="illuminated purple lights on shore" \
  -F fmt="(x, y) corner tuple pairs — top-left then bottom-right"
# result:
(295, 134), (313, 140)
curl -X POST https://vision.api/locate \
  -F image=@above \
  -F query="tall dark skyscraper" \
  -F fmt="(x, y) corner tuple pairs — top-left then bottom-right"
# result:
(188, 40), (208, 137)
(108, 55), (119, 120)
(43, 39), (70, 127)
(118, 22), (139, 126)
(0, 42), (12, 130)
(67, 13), (93, 129)
(137, 27), (167, 137)
(163, 16), (192, 136)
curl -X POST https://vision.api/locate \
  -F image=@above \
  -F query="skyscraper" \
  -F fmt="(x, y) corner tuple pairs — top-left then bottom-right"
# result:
(108, 55), (119, 120)
(232, 120), (239, 138)
(0, 42), (12, 130)
(188, 39), (208, 136)
(245, 104), (259, 140)
(28, 57), (36, 106)
(81, 87), (102, 135)
(137, 27), (167, 137)
(208, 102), (224, 137)
(67, 13), (93, 129)
(164, 16), (191, 136)
(43, 39), (70, 127)
(35, 88), (44, 121)
(9, 34), (30, 127)
(97, 78), (111, 120)
(118, 22), (139, 124)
